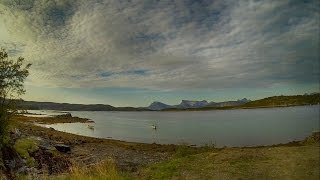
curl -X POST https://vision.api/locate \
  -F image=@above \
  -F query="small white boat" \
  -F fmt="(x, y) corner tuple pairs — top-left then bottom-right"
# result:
(151, 125), (157, 130)
(87, 125), (94, 130)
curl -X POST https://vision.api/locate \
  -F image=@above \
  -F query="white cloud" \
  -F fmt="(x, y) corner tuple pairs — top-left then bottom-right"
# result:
(0, 0), (319, 91)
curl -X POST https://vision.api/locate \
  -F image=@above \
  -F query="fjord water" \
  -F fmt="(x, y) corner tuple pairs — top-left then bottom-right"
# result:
(35, 105), (319, 147)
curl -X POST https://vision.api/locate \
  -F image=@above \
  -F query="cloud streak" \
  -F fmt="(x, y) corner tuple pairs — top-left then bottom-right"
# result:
(0, 0), (319, 91)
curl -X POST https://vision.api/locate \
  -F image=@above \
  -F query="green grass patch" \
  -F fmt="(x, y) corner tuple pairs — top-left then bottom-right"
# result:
(138, 144), (217, 179)
(173, 143), (216, 158)
(141, 158), (184, 180)
(14, 138), (39, 166)
(174, 145), (197, 158)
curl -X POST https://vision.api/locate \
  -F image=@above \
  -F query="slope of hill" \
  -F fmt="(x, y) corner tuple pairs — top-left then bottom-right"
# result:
(241, 94), (320, 108)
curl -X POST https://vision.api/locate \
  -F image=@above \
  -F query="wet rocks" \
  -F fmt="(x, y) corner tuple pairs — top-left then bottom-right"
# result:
(1, 146), (25, 172)
(31, 146), (71, 175)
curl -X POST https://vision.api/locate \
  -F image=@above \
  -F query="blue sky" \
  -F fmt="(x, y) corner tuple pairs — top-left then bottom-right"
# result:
(0, 0), (319, 106)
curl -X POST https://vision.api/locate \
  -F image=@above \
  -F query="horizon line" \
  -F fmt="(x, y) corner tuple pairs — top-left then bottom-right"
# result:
(20, 92), (318, 108)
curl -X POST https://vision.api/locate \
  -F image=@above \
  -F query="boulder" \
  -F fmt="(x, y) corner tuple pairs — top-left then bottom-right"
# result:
(54, 144), (71, 153)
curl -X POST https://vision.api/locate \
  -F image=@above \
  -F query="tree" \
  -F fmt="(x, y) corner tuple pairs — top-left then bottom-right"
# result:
(0, 48), (31, 144)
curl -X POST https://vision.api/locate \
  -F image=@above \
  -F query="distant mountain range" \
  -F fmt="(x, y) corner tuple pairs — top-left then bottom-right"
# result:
(15, 93), (319, 111)
(147, 98), (251, 110)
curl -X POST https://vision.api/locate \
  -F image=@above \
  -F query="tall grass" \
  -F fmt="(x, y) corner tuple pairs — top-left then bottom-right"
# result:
(15, 158), (130, 180)
(46, 159), (130, 180)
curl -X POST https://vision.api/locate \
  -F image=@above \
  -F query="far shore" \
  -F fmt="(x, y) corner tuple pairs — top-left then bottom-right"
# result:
(17, 93), (320, 112)
(19, 103), (320, 113)
(162, 103), (320, 111)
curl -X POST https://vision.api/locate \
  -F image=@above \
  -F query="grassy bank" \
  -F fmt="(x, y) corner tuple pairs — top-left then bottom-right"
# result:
(139, 144), (319, 179)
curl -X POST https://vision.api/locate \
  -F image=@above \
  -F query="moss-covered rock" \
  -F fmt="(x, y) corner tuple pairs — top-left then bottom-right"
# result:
(14, 138), (39, 167)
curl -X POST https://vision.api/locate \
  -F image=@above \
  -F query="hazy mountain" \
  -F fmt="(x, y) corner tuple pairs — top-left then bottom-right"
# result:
(206, 98), (250, 108)
(148, 101), (172, 110)
(238, 98), (250, 103)
(147, 99), (250, 110)
(176, 100), (209, 109)
(147, 100), (210, 110)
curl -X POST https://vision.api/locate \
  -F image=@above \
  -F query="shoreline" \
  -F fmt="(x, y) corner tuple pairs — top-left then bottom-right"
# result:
(13, 114), (319, 149)
(14, 114), (94, 124)
(12, 115), (183, 152)
(4, 115), (319, 179)
(16, 109), (320, 148)
(162, 104), (320, 111)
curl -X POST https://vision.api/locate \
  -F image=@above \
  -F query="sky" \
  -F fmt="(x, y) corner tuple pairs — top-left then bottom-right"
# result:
(0, 0), (319, 107)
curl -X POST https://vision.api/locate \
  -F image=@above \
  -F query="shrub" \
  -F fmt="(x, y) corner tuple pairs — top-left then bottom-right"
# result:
(0, 48), (31, 146)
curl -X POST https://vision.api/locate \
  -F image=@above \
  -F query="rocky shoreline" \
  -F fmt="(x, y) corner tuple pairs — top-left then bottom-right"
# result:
(14, 113), (94, 124)
(1, 115), (178, 178)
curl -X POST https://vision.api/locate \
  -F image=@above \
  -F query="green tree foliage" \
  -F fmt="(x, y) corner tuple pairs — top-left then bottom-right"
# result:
(0, 48), (31, 145)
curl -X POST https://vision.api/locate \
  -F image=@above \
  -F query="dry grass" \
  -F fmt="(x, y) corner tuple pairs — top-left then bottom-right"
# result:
(0, 172), (7, 180)
(17, 159), (130, 180)
(59, 159), (129, 180)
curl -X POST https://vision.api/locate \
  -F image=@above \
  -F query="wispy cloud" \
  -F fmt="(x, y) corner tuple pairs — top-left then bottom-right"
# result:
(0, 0), (319, 91)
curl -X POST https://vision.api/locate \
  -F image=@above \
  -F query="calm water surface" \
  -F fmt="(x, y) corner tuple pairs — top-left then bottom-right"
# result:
(29, 105), (319, 147)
